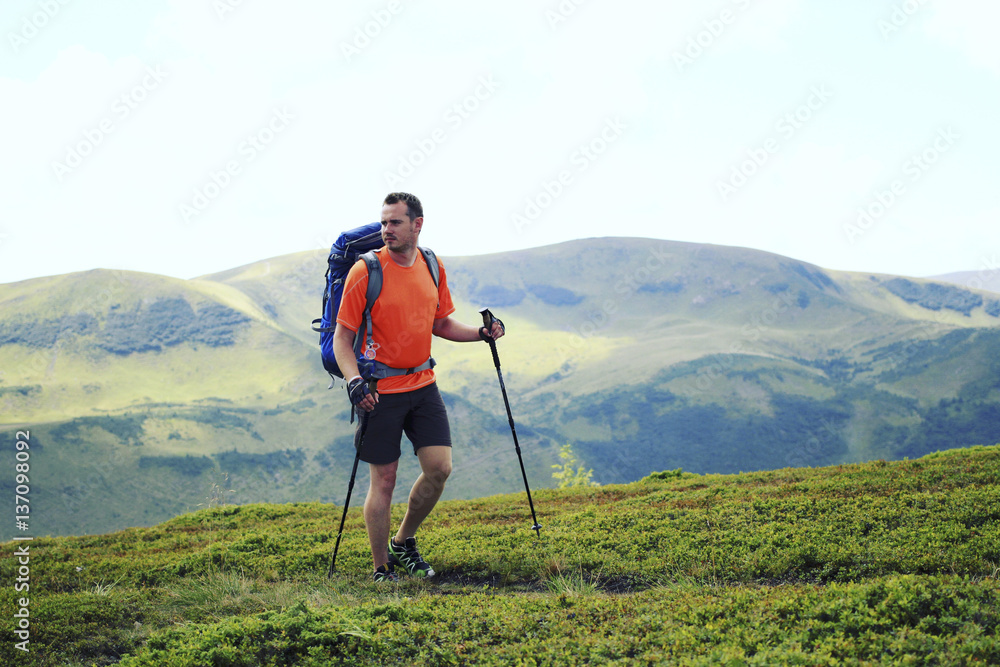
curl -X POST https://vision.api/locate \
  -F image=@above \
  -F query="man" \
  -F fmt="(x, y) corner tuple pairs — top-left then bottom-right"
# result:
(333, 192), (504, 582)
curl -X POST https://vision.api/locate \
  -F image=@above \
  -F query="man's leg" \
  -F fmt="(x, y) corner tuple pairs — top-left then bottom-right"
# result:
(365, 460), (398, 569)
(395, 445), (452, 542)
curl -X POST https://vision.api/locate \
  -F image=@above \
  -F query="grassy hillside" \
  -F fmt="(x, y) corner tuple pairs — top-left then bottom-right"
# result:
(1, 445), (997, 665)
(5, 237), (1000, 539)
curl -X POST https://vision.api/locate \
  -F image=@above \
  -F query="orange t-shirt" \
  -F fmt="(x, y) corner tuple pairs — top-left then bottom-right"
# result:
(336, 248), (455, 394)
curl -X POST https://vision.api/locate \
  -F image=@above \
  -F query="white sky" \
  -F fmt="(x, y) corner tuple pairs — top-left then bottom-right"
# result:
(1, 0), (998, 285)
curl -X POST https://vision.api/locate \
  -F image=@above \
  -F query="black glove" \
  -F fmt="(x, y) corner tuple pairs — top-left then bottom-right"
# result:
(347, 377), (371, 406)
(479, 316), (505, 342)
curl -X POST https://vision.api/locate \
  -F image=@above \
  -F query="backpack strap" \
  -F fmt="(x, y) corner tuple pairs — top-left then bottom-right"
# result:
(311, 255), (340, 334)
(367, 357), (437, 379)
(419, 247), (440, 288)
(419, 246), (441, 313)
(357, 251), (384, 361)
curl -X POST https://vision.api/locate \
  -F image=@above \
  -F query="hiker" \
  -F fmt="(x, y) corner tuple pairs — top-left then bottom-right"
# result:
(332, 192), (504, 582)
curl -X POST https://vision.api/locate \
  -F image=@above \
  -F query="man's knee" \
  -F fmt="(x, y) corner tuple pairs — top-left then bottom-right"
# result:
(419, 447), (452, 483)
(370, 463), (398, 495)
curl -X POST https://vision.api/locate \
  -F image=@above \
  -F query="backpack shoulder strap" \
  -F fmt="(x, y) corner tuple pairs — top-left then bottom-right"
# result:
(356, 250), (384, 357)
(419, 247), (440, 288)
(360, 250), (383, 305)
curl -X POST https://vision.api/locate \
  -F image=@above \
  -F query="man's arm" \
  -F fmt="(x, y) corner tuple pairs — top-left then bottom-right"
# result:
(333, 325), (377, 411)
(432, 316), (504, 342)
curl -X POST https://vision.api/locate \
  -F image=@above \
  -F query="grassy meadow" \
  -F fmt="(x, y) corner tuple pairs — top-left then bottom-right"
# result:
(2, 444), (998, 665)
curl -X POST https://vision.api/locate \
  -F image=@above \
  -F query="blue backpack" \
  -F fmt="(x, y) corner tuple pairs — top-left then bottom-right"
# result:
(312, 222), (440, 386)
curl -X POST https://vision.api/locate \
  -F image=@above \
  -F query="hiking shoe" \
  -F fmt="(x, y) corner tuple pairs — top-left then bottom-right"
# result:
(373, 563), (399, 582)
(388, 537), (435, 578)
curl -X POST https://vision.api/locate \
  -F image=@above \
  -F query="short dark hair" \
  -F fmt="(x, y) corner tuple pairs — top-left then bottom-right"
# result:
(383, 192), (423, 221)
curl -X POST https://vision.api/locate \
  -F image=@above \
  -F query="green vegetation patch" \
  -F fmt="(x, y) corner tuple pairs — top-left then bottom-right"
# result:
(99, 299), (251, 354)
(473, 284), (526, 307)
(0, 588), (159, 667)
(48, 414), (147, 446)
(0, 384), (43, 398)
(883, 278), (983, 316)
(564, 385), (851, 476)
(215, 449), (306, 474)
(138, 455), (215, 477)
(9, 447), (1000, 594)
(112, 576), (999, 666)
(0, 298), (251, 355)
(0, 312), (97, 347)
(2, 446), (999, 665)
(527, 283), (585, 306)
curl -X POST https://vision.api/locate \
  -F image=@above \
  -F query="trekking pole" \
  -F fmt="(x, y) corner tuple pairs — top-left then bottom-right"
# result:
(480, 308), (542, 537)
(328, 378), (378, 576)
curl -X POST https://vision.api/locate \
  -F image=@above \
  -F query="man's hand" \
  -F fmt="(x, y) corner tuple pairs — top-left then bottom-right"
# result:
(479, 317), (505, 342)
(347, 377), (378, 412)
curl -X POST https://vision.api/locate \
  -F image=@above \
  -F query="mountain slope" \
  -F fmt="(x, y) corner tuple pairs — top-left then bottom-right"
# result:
(3, 237), (1000, 537)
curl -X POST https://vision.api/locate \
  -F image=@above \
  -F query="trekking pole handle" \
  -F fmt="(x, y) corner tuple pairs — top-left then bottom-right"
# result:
(479, 308), (501, 366)
(363, 377), (379, 412)
(479, 307), (498, 331)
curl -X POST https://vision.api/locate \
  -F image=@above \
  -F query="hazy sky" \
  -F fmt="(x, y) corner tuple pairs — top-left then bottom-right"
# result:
(2, 0), (998, 285)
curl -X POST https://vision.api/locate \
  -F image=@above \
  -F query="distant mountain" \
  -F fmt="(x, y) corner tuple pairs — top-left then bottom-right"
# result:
(3, 238), (1000, 538)
(929, 270), (1000, 295)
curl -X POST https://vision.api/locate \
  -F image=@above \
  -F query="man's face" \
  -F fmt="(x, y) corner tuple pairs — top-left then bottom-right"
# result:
(380, 201), (422, 254)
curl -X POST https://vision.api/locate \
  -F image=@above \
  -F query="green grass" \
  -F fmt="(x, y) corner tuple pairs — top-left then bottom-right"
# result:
(2, 445), (998, 665)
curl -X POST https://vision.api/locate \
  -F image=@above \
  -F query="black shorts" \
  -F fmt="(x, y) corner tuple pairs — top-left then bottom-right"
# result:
(355, 383), (452, 465)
